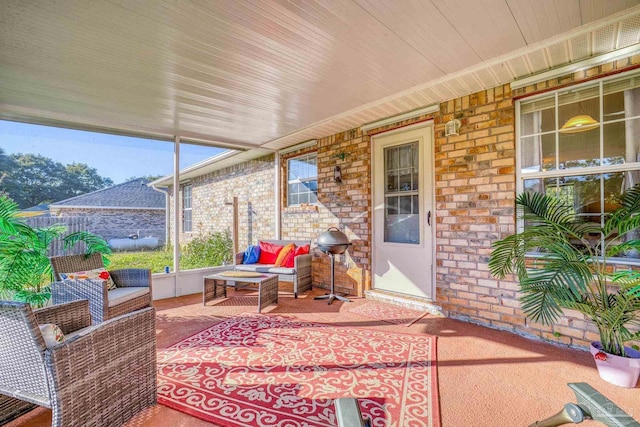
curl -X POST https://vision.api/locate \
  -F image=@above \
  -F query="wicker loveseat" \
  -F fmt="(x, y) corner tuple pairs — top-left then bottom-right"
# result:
(0, 300), (156, 427)
(50, 253), (152, 324)
(234, 239), (312, 298)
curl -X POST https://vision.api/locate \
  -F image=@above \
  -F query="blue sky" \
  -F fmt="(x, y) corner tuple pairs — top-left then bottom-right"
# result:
(0, 121), (226, 183)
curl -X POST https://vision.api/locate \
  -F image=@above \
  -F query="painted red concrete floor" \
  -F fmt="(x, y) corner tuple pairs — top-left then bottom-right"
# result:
(7, 288), (640, 426)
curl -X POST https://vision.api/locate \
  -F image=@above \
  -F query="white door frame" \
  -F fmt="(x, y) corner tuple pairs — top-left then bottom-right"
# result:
(370, 121), (437, 299)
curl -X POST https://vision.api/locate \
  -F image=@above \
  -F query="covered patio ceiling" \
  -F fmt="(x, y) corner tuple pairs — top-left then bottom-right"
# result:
(2, 1), (640, 154)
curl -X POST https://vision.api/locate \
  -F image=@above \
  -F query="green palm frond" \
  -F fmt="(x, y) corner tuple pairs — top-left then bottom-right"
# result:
(64, 231), (112, 267)
(0, 194), (111, 307)
(489, 184), (640, 357)
(0, 196), (24, 234)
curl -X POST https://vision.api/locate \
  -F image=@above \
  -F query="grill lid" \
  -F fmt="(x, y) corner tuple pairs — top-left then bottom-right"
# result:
(315, 227), (352, 254)
(316, 227), (350, 246)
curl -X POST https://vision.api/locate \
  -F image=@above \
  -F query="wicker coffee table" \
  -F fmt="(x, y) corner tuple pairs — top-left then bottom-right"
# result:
(203, 270), (278, 313)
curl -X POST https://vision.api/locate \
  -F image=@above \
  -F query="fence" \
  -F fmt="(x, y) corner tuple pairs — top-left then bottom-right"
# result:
(23, 215), (166, 256)
(24, 216), (91, 257)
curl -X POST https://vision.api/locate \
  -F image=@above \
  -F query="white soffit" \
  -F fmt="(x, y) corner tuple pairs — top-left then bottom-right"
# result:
(261, 5), (640, 150)
(1, 1), (640, 154)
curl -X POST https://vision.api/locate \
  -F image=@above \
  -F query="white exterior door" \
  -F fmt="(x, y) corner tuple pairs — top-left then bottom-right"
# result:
(372, 124), (434, 299)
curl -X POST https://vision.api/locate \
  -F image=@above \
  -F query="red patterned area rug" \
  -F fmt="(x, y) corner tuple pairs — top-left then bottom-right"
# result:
(157, 314), (440, 427)
(348, 301), (429, 326)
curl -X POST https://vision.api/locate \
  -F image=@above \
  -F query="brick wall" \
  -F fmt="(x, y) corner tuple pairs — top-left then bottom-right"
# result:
(281, 130), (371, 295)
(432, 85), (526, 335)
(168, 155), (276, 249)
(432, 58), (640, 349)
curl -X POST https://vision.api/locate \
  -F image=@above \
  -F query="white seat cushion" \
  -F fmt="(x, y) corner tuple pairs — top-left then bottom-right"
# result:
(235, 264), (296, 275)
(107, 287), (149, 307)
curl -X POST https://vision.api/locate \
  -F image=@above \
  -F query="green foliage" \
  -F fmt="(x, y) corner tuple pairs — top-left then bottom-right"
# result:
(108, 231), (233, 273)
(0, 194), (111, 307)
(0, 148), (113, 208)
(181, 230), (233, 269)
(489, 185), (640, 357)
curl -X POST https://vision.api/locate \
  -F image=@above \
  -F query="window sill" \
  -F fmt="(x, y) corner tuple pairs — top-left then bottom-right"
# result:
(284, 204), (319, 213)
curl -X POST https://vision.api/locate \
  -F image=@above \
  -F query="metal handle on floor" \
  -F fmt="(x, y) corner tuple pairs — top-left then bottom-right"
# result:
(529, 382), (640, 427)
(334, 398), (372, 427)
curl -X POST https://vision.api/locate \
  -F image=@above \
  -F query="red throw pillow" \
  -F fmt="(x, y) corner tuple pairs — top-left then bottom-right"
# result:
(275, 243), (295, 267)
(296, 244), (310, 256)
(284, 244), (310, 268)
(258, 241), (284, 264)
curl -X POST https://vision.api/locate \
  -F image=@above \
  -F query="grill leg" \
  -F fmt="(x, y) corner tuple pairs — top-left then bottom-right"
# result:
(315, 254), (351, 304)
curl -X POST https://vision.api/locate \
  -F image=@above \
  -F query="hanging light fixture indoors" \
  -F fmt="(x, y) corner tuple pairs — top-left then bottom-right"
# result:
(559, 98), (600, 134)
(559, 114), (600, 133)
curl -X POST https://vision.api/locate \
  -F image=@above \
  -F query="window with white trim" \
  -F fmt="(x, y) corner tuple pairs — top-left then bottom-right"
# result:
(287, 153), (318, 206)
(182, 184), (192, 232)
(517, 71), (640, 259)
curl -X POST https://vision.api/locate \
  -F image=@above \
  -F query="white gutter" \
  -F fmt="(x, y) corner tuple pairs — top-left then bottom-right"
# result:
(50, 205), (165, 210)
(148, 184), (171, 246)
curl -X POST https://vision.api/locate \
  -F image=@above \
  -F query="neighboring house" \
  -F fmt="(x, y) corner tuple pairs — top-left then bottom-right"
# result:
(152, 57), (640, 351)
(19, 204), (50, 218)
(49, 178), (166, 244)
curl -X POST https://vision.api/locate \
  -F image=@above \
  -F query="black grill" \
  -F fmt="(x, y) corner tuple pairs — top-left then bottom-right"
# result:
(314, 227), (352, 304)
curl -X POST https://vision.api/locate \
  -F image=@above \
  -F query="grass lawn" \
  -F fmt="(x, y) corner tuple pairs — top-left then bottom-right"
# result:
(108, 250), (173, 273)
(108, 250), (223, 273)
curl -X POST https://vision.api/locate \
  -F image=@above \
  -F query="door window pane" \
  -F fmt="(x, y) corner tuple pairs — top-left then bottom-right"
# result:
(383, 142), (420, 244)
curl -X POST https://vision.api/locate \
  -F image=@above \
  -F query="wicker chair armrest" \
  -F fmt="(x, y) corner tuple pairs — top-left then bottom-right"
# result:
(50, 279), (108, 324)
(109, 268), (151, 288)
(294, 253), (312, 269)
(33, 300), (91, 335)
(45, 307), (156, 425)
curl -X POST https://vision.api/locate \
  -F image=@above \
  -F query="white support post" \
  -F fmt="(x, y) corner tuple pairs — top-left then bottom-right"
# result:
(173, 136), (180, 276)
(275, 151), (281, 239)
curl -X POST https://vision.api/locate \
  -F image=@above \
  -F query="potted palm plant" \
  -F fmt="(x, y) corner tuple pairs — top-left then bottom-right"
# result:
(0, 195), (111, 307)
(489, 185), (640, 388)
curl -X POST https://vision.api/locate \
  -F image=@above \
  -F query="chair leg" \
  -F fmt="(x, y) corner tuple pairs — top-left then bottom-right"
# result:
(0, 395), (37, 426)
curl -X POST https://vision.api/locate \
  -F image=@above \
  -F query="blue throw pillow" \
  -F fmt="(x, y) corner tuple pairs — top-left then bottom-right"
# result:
(243, 245), (261, 264)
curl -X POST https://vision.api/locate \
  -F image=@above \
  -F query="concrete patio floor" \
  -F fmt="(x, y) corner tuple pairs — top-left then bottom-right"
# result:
(8, 287), (640, 426)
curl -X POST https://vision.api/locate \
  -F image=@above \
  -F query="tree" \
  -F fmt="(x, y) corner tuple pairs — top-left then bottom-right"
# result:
(125, 175), (163, 183)
(0, 148), (16, 196)
(3, 153), (66, 208)
(61, 162), (114, 198)
(0, 151), (113, 208)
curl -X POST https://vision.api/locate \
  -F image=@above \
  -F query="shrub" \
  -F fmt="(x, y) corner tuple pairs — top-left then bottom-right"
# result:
(181, 230), (233, 269)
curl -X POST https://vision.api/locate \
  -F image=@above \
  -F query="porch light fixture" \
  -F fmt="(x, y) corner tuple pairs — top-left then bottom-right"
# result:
(334, 165), (342, 183)
(559, 114), (600, 133)
(445, 119), (461, 136)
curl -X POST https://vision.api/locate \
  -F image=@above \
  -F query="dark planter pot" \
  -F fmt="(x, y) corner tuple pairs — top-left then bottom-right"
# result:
(590, 341), (640, 388)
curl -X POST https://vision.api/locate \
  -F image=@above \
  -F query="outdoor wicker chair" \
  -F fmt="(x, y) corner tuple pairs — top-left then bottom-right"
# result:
(50, 253), (152, 323)
(0, 300), (157, 427)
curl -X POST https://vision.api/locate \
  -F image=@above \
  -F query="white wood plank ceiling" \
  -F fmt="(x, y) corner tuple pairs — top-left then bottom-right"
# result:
(1, 0), (640, 153)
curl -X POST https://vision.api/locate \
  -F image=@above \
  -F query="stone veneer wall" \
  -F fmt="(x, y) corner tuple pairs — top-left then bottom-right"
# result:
(52, 208), (166, 243)
(168, 155), (276, 249)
